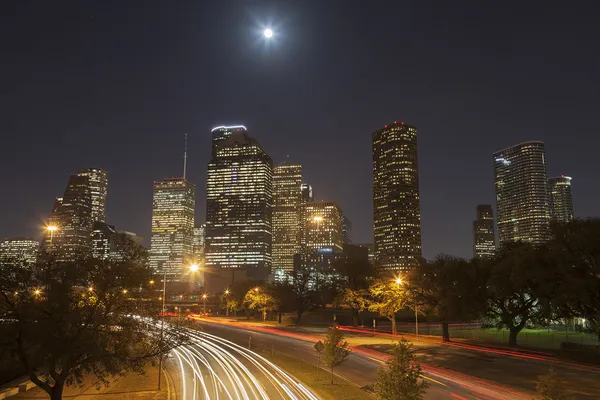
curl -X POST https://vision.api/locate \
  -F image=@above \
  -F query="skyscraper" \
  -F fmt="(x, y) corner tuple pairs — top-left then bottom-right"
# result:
(301, 183), (314, 202)
(78, 168), (108, 222)
(42, 172), (95, 260)
(0, 238), (39, 266)
(91, 221), (118, 260)
(472, 205), (496, 258)
(272, 163), (302, 275)
(300, 201), (343, 255)
(192, 224), (206, 263)
(342, 216), (353, 244)
(493, 141), (550, 245)
(149, 178), (195, 281)
(205, 127), (273, 282)
(372, 122), (422, 271)
(210, 125), (247, 157)
(548, 176), (574, 223)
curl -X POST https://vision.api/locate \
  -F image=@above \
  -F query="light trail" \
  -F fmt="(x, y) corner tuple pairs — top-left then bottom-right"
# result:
(168, 325), (320, 400)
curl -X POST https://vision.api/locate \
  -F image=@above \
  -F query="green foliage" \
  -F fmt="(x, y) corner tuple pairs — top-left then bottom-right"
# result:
(374, 339), (429, 400)
(535, 367), (575, 400)
(243, 287), (279, 321)
(485, 242), (562, 346)
(0, 249), (188, 400)
(321, 324), (351, 384)
(270, 271), (315, 324)
(334, 288), (368, 326)
(368, 278), (411, 334)
(549, 219), (600, 336)
(409, 256), (487, 341)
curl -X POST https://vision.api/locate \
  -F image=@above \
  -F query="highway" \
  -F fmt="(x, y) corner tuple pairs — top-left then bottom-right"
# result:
(170, 327), (320, 400)
(193, 319), (533, 400)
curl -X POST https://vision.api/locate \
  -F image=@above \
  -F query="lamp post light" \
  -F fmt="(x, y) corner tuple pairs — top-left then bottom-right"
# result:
(224, 289), (230, 316)
(202, 294), (208, 314)
(395, 276), (418, 340)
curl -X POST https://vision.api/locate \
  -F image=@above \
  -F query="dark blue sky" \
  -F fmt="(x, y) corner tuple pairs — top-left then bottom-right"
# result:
(1, 1), (599, 259)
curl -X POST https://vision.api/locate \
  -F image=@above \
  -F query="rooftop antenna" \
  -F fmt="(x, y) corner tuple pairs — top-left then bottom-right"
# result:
(183, 133), (188, 179)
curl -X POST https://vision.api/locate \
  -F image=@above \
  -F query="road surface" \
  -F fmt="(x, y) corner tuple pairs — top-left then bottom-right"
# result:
(194, 319), (534, 400)
(170, 327), (319, 400)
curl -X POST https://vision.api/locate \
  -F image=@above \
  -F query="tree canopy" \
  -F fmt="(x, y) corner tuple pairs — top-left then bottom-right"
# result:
(0, 252), (187, 400)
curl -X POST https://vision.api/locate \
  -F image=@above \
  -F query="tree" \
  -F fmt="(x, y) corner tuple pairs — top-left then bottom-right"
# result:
(485, 242), (560, 347)
(549, 219), (600, 339)
(409, 256), (487, 341)
(368, 278), (411, 335)
(334, 288), (368, 327)
(0, 254), (188, 400)
(333, 251), (375, 290)
(535, 367), (575, 400)
(268, 270), (315, 324)
(374, 339), (429, 400)
(321, 324), (351, 384)
(243, 287), (279, 321)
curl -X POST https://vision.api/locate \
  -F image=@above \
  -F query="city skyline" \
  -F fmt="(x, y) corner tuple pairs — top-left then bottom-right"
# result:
(2, 2), (599, 260)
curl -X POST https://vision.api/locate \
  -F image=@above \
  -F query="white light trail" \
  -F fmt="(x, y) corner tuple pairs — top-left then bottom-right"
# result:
(165, 325), (320, 399)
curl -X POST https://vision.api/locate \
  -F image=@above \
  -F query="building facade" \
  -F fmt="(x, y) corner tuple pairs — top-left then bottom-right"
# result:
(493, 141), (550, 245)
(42, 171), (97, 260)
(301, 183), (314, 202)
(91, 221), (118, 260)
(300, 201), (343, 255)
(472, 205), (496, 258)
(149, 178), (196, 281)
(548, 176), (574, 223)
(272, 163), (302, 275)
(0, 238), (39, 266)
(78, 168), (108, 222)
(342, 216), (352, 244)
(372, 122), (422, 271)
(205, 128), (273, 282)
(193, 224), (206, 264)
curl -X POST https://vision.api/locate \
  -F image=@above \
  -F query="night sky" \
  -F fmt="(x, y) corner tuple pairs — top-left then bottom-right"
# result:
(2, 1), (599, 259)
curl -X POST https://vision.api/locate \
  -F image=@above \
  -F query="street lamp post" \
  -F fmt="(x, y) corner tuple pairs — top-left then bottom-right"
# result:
(395, 277), (419, 341)
(203, 294), (207, 314)
(224, 289), (230, 316)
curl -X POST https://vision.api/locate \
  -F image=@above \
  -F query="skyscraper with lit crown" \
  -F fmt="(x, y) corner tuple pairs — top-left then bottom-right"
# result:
(372, 122), (422, 271)
(493, 141), (550, 245)
(272, 163), (302, 275)
(149, 178), (196, 281)
(205, 126), (273, 283)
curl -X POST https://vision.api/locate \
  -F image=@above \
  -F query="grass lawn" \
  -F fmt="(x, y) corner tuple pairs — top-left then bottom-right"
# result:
(256, 348), (374, 400)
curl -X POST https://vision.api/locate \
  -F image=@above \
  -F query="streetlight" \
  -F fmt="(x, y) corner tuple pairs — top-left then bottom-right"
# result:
(202, 294), (208, 314)
(88, 286), (94, 292)
(224, 289), (230, 316)
(33, 289), (41, 296)
(149, 280), (155, 285)
(189, 264), (199, 273)
(395, 276), (418, 340)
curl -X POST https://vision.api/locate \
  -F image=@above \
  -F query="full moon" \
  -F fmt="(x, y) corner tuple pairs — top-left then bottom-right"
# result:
(263, 28), (273, 38)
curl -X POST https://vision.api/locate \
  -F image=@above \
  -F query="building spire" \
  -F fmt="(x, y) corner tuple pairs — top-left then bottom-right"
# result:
(183, 133), (188, 179)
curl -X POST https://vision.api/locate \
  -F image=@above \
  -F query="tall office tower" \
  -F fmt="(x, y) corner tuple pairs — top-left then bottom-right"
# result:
(78, 168), (108, 222)
(205, 128), (273, 283)
(342, 216), (353, 244)
(193, 224), (206, 263)
(0, 238), (39, 266)
(300, 201), (343, 254)
(91, 221), (118, 260)
(301, 183), (314, 202)
(355, 243), (375, 265)
(272, 163), (302, 274)
(548, 176), (574, 223)
(42, 172), (95, 260)
(210, 125), (248, 157)
(372, 122), (422, 271)
(493, 141), (550, 245)
(149, 178), (196, 281)
(472, 205), (496, 258)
